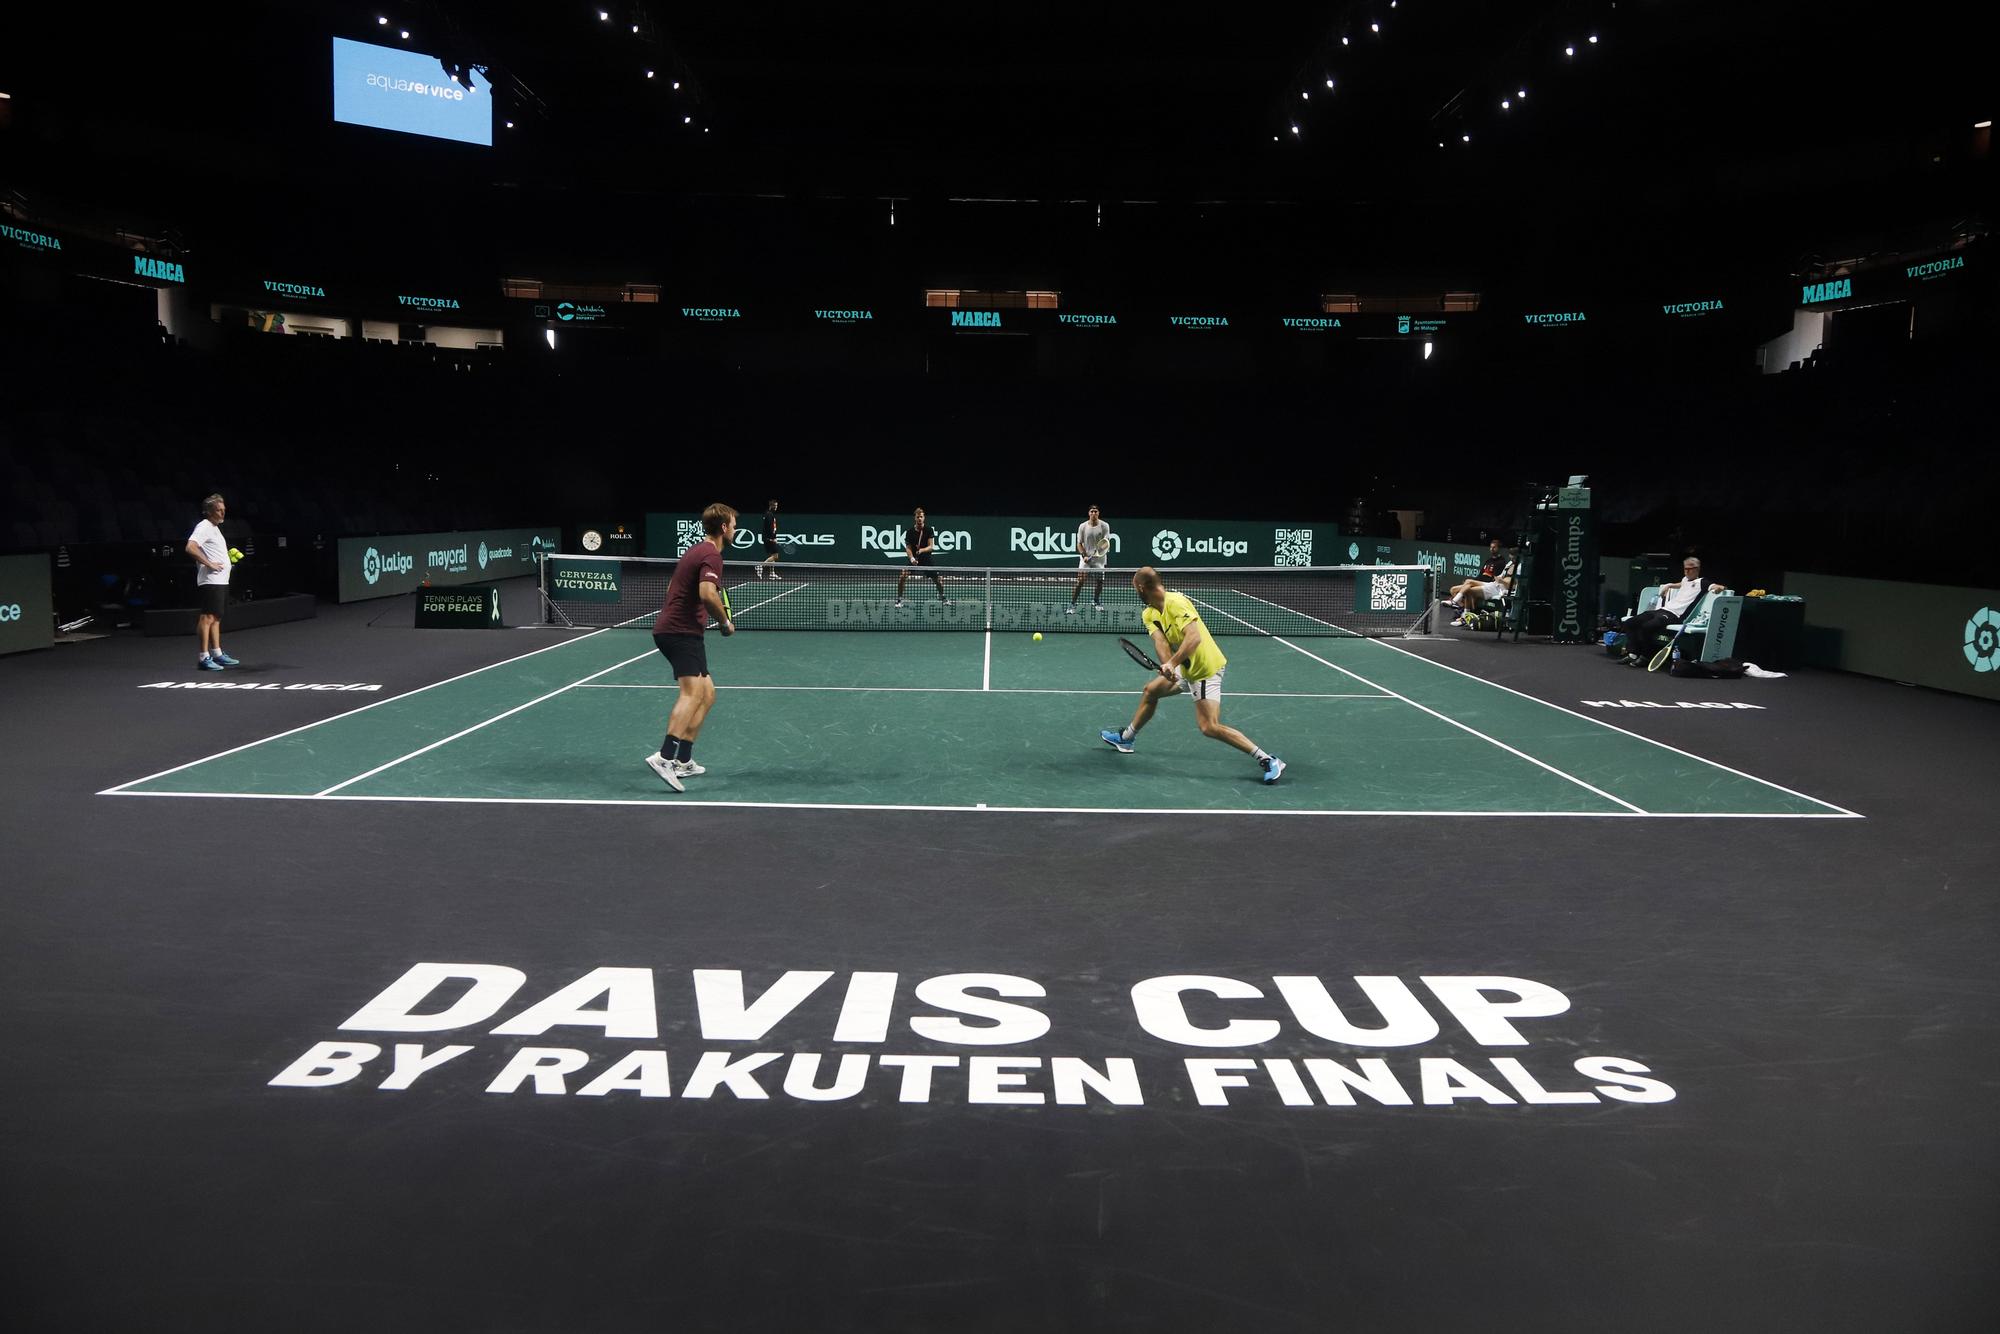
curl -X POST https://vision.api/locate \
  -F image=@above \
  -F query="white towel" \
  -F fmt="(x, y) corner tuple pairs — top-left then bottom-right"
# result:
(1741, 662), (1787, 679)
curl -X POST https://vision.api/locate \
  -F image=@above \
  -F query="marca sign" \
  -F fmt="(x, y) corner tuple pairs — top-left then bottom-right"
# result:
(133, 256), (186, 284)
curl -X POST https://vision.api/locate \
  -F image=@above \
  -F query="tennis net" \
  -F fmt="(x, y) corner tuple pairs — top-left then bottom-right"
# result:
(541, 556), (1437, 638)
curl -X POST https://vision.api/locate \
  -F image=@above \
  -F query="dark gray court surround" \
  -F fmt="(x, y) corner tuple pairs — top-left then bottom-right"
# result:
(3, 590), (1995, 1332)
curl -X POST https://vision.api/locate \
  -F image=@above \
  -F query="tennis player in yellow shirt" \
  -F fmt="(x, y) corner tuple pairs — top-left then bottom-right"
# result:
(1100, 566), (1285, 783)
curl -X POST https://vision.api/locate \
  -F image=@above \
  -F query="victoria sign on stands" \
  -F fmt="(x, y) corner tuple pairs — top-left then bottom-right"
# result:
(336, 528), (559, 602)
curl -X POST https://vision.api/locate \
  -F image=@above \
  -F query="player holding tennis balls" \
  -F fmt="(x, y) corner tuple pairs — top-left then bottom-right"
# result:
(1100, 566), (1285, 783)
(647, 502), (737, 793)
(1068, 504), (1112, 613)
(184, 493), (239, 670)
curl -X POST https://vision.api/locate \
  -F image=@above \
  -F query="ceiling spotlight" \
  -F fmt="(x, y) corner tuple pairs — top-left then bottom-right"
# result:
(1290, 124), (1300, 135)
(672, 80), (681, 90)
(1977, 120), (1993, 129)
(1272, 135), (1280, 142)
(399, 30), (409, 39)
(505, 120), (515, 128)
(1325, 78), (1335, 88)
(599, 9), (608, 18)
(645, 70), (654, 78)
(1341, 36), (1350, 46)
(1501, 99), (1510, 109)
(377, 16), (387, 24)
(1564, 45), (1574, 56)
(684, 115), (692, 124)
(1423, 342), (1433, 359)
(1518, 89), (1527, 98)
(1588, 34), (1599, 43)
(1301, 90), (1309, 100)
(703, 127), (709, 133)
(631, 24), (638, 33)
(1370, 22), (1380, 33)
(1462, 133), (1470, 142)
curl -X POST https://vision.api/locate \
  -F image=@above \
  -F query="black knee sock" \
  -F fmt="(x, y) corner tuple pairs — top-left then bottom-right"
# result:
(663, 734), (680, 759)
(676, 738), (694, 764)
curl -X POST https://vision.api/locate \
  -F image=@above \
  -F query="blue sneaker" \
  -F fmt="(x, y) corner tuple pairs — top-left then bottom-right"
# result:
(198, 655), (223, 671)
(211, 650), (240, 667)
(1261, 756), (1286, 784)
(1099, 728), (1134, 753)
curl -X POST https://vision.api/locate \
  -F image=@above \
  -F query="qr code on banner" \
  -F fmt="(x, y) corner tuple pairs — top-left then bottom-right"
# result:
(1273, 528), (1314, 566)
(1368, 571), (1410, 611)
(675, 520), (704, 555)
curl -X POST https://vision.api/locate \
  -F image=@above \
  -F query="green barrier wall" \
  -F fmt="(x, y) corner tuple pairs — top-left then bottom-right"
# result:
(335, 527), (561, 602)
(1786, 572), (2000, 702)
(646, 513), (1345, 569)
(0, 553), (54, 655)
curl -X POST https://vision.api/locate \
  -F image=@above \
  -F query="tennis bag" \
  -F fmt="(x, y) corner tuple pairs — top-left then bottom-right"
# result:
(1669, 656), (1748, 679)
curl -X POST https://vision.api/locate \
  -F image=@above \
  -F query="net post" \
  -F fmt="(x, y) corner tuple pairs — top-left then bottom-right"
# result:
(984, 568), (993, 631)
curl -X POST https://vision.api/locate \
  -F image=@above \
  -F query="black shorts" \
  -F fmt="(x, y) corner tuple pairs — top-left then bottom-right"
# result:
(762, 535), (780, 554)
(653, 632), (708, 679)
(198, 584), (228, 617)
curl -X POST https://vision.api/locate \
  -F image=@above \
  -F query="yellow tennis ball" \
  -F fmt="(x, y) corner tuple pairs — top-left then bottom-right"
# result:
(1032, 632), (1043, 641)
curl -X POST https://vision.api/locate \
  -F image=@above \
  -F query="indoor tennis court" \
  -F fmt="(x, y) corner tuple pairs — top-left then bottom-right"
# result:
(103, 578), (1852, 818)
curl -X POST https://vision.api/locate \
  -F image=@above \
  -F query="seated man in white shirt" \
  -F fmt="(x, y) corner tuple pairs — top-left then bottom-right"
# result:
(1613, 556), (1726, 666)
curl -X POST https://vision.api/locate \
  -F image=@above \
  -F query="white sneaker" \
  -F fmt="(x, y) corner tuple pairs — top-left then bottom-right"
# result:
(894, 598), (905, 608)
(674, 759), (706, 777)
(1066, 606), (1077, 615)
(754, 567), (765, 580)
(644, 752), (684, 792)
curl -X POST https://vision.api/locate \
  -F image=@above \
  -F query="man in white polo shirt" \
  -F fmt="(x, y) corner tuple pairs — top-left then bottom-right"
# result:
(184, 493), (238, 671)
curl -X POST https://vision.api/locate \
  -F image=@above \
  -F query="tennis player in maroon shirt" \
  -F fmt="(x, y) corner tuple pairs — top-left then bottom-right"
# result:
(646, 502), (736, 793)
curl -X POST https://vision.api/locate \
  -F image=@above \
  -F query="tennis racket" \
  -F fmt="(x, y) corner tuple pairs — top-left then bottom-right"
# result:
(1119, 637), (1175, 681)
(717, 586), (735, 635)
(1647, 588), (1710, 672)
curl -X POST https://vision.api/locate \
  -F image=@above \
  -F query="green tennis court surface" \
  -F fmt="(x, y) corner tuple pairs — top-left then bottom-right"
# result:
(105, 600), (1857, 819)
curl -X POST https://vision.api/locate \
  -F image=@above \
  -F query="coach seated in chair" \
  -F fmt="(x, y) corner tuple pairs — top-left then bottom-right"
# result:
(1612, 556), (1726, 667)
(1442, 548), (1517, 626)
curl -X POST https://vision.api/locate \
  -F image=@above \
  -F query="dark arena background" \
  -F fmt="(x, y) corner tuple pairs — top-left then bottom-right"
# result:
(2, 3), (1997, 1330)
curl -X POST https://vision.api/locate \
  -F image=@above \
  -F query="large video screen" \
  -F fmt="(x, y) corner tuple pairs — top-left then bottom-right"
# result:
(332, 37), (492, 146)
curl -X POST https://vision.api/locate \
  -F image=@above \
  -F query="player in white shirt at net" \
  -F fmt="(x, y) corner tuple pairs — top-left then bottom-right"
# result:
(1068, 504), (1112, 614)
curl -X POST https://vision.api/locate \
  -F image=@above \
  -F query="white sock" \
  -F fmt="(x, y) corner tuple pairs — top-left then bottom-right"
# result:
(1253, 747), (1271, 764)
(1120, 727), (1134, 741)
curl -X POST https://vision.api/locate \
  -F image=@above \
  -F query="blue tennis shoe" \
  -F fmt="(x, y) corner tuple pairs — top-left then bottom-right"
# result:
(1099, 729), (1134, 754)
(1261, 756), (1287, 784)
(211, 650), (240, 667)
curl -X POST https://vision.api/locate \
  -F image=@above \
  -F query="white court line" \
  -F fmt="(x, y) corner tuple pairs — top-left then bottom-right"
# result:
(575, 683), (1389, 698)
(1221, 584), (1860, 818)
(313, 580), (812, 796)
(97, 626), (623, 795)
(1190, 595), (1646, 814)
(316, 648), (660, 795)
(99, 789), (1865, 819)
(727, 580), (810, 618)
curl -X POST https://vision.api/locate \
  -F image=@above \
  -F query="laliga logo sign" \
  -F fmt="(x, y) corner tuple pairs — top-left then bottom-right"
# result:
(362, 547), (415, 586)
(1152, 531), (1250, 561)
